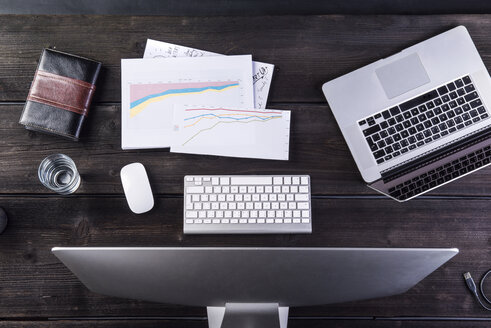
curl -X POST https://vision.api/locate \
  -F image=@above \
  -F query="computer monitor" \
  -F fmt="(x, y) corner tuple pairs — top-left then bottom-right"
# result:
(52, 247), (458, 328)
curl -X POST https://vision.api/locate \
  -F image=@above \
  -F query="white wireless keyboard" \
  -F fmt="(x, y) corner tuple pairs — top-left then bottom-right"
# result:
(184, 175), (312, 234)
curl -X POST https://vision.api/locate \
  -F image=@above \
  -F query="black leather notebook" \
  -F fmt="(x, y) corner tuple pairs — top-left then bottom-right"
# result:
(19, 49), (102, 141)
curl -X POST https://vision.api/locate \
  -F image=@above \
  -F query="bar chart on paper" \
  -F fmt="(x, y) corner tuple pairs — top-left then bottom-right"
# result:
(171, 106), (291, 160)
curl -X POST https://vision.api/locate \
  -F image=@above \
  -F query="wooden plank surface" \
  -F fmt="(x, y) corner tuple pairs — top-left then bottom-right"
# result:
(0, 13), (490, 326)
(1, 104), (490, 196)
(0, 197), (489, 318)
(1, 319), (490, 328)
(0, 15), (490, 103)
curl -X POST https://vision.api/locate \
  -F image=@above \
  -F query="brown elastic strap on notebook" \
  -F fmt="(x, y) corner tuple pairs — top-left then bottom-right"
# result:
(27, 70), (96, 116)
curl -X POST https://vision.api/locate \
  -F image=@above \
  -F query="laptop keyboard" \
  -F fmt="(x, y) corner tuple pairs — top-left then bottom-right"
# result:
(359, 76), (489, 165)
(388, 145), (491, 201)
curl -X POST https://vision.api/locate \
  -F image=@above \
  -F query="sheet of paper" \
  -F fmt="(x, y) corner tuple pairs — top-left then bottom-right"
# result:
(144, 39), (274, 110)
(170, 106), (290, 160)
(121, 55), (254, 149)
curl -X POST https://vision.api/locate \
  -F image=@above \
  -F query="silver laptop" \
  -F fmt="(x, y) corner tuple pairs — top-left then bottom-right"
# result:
(322, 26), (491, 201)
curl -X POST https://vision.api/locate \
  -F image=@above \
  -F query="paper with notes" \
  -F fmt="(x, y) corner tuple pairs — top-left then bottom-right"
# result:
(143, 39), (274, 109)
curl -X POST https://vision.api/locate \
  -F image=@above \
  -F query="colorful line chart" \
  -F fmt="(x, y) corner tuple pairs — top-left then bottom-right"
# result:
(171, 107), (291, 160)
(129, 81), (239, 118)
(120, 55), (255, 149)
(182, 108), (282, 145)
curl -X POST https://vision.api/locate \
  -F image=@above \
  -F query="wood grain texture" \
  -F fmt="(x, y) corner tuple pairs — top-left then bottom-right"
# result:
(1, 319), (491, 328)
(0, 197), (489, 318)
(1, 104), (490, 196)
(1, 13), (491, 326)
(0, 15), (490, 103)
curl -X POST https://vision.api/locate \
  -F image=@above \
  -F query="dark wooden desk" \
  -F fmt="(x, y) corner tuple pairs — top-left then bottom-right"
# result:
(0, 14), (490, 327)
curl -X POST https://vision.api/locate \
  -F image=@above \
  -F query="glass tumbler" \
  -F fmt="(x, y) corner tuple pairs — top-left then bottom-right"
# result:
(38, 154), (81, 195)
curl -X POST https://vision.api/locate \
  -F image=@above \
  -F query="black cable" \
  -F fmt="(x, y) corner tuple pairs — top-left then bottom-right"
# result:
(463, 270), (491, 311)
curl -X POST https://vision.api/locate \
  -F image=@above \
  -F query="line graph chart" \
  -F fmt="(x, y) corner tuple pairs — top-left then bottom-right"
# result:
(181, 108), (282, 145)
(120, 55), (254, 149)
(171, 107), (291, 160)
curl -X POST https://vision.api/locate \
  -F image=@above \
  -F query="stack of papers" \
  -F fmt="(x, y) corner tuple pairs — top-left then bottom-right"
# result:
(121, 39), (290, 160)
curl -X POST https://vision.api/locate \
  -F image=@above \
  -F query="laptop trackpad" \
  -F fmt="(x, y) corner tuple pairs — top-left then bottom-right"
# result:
(376, 53), (430, 99)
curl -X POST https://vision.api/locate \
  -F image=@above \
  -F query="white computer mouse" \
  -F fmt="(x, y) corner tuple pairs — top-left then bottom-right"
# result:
(120, 163), (154, 214)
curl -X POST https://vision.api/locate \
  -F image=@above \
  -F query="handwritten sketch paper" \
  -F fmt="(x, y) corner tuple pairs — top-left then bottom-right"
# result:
(121, 55), (254, 149)
(171, 106), (290, 160)
(144, 39), (274, 109)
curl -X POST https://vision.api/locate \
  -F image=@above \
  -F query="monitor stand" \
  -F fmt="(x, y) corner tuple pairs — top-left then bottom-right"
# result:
(207, 303), (289, 328)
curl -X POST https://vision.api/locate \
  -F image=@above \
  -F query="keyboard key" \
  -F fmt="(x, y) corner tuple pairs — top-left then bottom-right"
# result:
(273, 177), (283, 185)
(295, 194), (309, 201)
(297, 202), (309, 210)
(470, 99), (482, 108)
(186, 211), (198, 218)
(231, 176), (273, 185)
(464, 91), (478, 102)
(437, 85), (448, 95)
(363, 124), (381, 137)
(464, 84), (475, 93)
(373, 150), (385, 159)
(400, 90), (438, 111)
(462, 76), (471, 84)
(187, 186), (204, 193)
(389, 106), (400, 115)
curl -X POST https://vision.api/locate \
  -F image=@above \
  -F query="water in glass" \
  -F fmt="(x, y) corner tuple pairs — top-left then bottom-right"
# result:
(38, 154), (81, 195)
